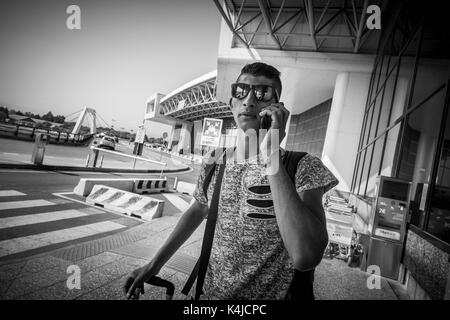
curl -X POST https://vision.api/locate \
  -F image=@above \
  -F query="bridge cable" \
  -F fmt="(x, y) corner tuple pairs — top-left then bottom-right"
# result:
(64, 109), (83, 119)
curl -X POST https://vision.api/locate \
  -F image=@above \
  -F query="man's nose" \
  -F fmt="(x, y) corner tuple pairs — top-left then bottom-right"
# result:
(242, 90), (257, 108)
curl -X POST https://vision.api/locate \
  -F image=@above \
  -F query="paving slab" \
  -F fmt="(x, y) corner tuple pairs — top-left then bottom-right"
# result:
(77, 252), (125, 273)
(314, 258), (398, 300)
(18, 280), (87, 300)
(94, 258), (136, 281)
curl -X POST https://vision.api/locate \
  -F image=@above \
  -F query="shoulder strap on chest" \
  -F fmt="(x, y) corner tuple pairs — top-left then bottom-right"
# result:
(202, 147), (231, 200)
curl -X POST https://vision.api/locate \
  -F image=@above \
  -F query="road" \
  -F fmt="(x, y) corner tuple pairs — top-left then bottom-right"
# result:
(0, 167), (201, 262)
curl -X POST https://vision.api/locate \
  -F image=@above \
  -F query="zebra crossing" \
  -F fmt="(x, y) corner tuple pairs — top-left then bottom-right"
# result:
(0, 189), (140, 260)
(0, 188), (194, 261)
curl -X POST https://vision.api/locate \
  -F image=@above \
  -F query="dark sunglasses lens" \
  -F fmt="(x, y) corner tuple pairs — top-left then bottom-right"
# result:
(254, 86), (273, 101)
(232, 84), (250, 99)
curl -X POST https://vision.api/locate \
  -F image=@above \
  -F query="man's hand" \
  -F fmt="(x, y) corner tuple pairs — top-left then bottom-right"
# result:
(259, 102), (289, 142)
(123, 265), (153, 300)
(259, 102), (289, 170)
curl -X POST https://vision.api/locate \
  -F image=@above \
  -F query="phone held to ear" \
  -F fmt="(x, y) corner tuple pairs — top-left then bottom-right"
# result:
(260, 89), (279, 130)
(260, 115), (272, 130)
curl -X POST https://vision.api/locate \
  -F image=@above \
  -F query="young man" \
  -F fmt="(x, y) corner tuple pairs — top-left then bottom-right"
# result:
(123, 62), (338, 300)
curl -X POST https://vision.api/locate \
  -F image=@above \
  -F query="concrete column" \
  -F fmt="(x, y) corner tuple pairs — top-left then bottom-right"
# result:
(322, 72), (369, 193)
(413, 134), (436, 184)
(179, 123), (193, 154)
(322, 72), (349, 158)
(91, 110), (96, 134)
(167, 123), (176, 150)
(380, 77), (409, 177)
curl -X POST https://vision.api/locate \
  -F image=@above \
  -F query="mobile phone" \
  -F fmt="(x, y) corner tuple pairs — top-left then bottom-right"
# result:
(260, 114), (272, 130)
(260, 89), (279, 130)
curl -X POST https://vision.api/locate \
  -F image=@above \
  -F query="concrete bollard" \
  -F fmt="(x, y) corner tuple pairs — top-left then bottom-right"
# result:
(31, 133), (47, 165)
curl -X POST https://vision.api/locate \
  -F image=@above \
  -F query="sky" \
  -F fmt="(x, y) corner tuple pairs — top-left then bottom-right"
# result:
(0, 0), (221, 137)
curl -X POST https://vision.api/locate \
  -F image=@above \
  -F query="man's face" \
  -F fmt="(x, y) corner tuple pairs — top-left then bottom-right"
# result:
(230, 73), (279, 133)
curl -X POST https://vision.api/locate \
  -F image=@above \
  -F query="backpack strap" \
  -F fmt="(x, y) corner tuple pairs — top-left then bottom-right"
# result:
(194, 159), (226, 300)
(202, 147), (225, 201)
(181, 147), (228, 298)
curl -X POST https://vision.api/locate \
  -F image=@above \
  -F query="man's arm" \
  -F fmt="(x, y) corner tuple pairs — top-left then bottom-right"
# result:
(268, 153), (328, 271)
(147, 199), (208, 272)
(145, 199), (208, 271)
(124, 199), (208, 298)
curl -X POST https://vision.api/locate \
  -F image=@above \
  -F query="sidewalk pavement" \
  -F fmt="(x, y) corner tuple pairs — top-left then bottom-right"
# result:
(0, 212), (406, 300)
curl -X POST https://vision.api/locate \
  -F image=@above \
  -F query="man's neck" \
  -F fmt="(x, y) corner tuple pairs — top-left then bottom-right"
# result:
(234, 132), (284, 161)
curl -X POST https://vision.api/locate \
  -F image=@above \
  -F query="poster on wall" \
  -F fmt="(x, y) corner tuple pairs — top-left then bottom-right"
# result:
(201, 118), (223, 147)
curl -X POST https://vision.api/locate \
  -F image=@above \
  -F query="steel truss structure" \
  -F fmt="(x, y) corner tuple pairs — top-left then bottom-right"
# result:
(214, 0), (386, 53)
(160, 77), (232, 122)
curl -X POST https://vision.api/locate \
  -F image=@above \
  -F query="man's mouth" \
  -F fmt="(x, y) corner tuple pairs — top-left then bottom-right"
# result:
(238, 112), (258, 120)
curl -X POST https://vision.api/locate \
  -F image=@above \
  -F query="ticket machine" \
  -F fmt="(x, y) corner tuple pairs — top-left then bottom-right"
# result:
(366, 176), (411, 280)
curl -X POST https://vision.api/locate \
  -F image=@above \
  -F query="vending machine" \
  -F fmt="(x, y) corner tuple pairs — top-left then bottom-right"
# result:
(365, 176), (411, 280)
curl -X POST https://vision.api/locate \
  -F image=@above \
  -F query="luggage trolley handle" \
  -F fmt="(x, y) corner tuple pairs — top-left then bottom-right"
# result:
(145, 276), (175, 300)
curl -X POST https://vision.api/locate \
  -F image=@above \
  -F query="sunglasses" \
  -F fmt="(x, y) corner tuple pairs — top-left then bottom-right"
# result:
(231, 83), (279, 102)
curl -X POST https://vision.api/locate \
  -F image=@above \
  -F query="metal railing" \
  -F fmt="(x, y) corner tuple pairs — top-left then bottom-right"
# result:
(0, 122), (93, 145)
(88, 146), (167, 176)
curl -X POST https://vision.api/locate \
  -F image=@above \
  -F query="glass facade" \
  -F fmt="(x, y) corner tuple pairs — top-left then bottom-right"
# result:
(350, 1), (450, 245)
(285, 99), (332, 158)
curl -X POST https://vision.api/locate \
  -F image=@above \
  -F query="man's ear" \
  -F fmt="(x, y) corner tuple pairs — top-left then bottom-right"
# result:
(229, 98), (233, 108)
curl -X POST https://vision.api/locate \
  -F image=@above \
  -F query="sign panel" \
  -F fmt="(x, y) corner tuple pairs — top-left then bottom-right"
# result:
(135, 125), (146, 144)
(201, 118), (223, 147)
(374, 228), (401, 241)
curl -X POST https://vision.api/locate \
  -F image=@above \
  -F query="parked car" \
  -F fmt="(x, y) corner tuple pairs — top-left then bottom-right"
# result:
(98, 135), (116, 150)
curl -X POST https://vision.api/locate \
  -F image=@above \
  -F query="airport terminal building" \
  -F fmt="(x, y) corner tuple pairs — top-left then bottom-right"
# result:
(145, 0), (449, 300)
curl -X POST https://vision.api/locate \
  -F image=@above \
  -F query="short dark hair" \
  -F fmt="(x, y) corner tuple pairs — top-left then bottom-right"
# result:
(238, 62), (282, 96)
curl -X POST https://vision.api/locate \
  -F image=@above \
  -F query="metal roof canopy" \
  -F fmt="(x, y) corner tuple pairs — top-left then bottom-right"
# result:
(214, 0), (387, 53)
(159, 71), (232, 122)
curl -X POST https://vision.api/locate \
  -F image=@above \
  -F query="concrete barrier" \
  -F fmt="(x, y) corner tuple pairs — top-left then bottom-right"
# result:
(86, 185), (164, 221)
(175, 181), (196, 196)
(133, 177), (168, 194)
(74, 178), (135, 196)
(74, 178), (170, 197)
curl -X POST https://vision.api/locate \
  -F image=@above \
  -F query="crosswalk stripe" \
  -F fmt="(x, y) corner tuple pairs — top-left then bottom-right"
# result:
(162, 193), (191, 212)
(0, 221), (125, 257)
(0, 209), (94, 229)
(0, 199), (56, 210)
(0, 190), (26, 197)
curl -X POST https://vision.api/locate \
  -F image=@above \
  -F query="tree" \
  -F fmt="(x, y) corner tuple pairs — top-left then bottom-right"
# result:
(54, 115), (65, 123)
(0, 106), (8, 118)
(42, 111), (54, 122)
(0, 111), (7, 122)
(10, 109), (23, 116)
